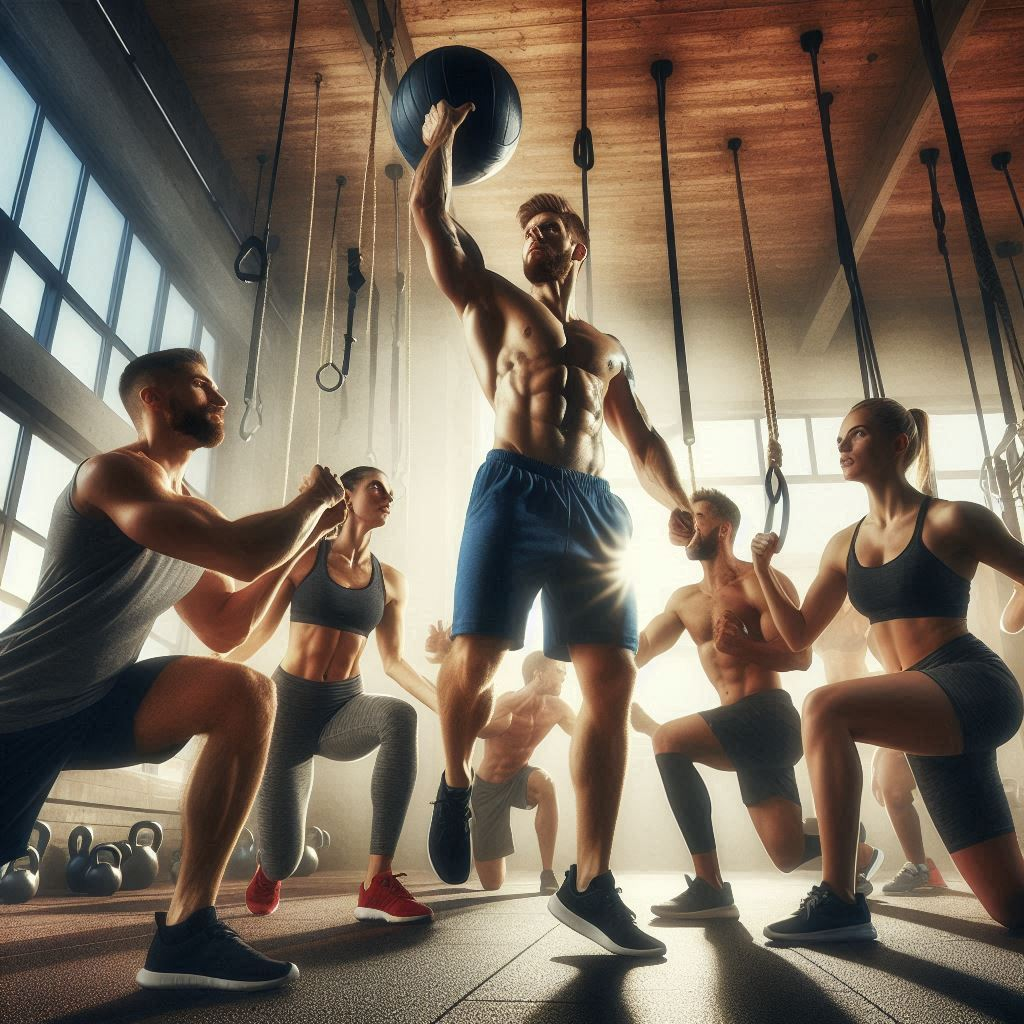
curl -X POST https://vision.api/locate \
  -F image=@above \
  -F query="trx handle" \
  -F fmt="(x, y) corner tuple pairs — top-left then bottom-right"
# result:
(650, 59), (696, 453)
(234, 235), (267, 284)
(763, 464), (790, 549)
(573, 128), (595, 171)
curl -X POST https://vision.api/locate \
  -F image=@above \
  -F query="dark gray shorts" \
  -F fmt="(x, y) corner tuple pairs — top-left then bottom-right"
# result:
(470, 764), (538, 862)
(699, 689), (803, 807)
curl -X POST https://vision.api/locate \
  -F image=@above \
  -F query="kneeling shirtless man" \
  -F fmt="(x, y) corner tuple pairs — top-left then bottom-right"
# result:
(631, 489), (881, 919)
(412, 99), (693, 957)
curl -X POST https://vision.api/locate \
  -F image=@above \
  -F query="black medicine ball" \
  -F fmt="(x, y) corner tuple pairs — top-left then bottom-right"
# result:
(391, 46), (522, 186)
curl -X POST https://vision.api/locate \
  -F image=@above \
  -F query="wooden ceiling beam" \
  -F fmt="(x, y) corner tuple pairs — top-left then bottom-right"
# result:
(798, 0), (985, 354)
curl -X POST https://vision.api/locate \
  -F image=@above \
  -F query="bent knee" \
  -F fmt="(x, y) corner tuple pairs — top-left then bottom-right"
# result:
(652, 723), (682, 757)
(529, 771), (556, 801)
(801, 685), (843, 727)
(383, 697), (418, 736)
(220, 664), (275, 727)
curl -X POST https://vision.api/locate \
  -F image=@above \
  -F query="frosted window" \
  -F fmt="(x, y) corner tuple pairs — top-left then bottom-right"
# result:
(0, 411), (20, 511)
(19, 121), (81, 268)
(691, 420), (760, 479)
(116, 236), (161, 353)
(68, 177), (125, 319)
(50, 301), (102, 390)
(199, 327), (217, 372)
(103, 347), (132, 423)
(0, 58), (36, 215)
(759, 418), (812, 476)
(2, 532), (45, 602)
(160, 284), (195, 349)
(0, 252), (45, 337)
(0, 600), (21, 634)
(17, 435), (75, 536)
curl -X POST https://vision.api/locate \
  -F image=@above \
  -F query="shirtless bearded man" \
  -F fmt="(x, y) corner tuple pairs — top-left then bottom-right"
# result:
(411, 99), (693, 957)
(630, 490), (881, 919)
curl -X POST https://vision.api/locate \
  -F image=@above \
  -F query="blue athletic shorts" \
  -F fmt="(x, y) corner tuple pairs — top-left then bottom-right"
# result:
(452, 449), (637, 661)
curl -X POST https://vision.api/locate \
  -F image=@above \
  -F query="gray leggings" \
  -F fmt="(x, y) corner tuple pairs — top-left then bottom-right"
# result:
(256, 667), (418, 880)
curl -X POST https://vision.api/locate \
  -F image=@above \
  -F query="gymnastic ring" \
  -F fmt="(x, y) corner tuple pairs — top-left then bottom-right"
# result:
(316, 361), (345, 393)
(763, 464), (790, 551)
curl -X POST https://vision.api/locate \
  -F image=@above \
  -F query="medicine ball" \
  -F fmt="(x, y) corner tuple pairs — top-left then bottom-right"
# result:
(391, 46), (522, 186)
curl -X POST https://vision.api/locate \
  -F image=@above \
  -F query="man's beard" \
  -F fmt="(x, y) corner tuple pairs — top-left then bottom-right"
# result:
(170, 399), (224, 447)
(686, 532), (719, 561)
(523, 247), (573, 285)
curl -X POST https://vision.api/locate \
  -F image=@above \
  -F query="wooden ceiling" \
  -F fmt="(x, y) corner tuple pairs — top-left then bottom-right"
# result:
(144, 0), (1024, 383)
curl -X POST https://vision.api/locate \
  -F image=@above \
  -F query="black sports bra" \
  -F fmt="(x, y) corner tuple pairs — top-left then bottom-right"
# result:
(846, 497), (970, 624)
(290, 540), (386, 636)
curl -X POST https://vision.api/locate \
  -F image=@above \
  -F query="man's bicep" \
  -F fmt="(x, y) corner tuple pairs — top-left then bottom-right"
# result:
(604, 367), (653, 454)
(415, 211), (482, 313)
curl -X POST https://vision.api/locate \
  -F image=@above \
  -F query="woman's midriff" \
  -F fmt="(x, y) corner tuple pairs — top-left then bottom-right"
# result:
(869, 617), (968, 673)
(280, 621), (368, 682)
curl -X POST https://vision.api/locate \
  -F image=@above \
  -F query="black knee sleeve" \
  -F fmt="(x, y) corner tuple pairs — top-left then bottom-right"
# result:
(656, 752), (716, 855)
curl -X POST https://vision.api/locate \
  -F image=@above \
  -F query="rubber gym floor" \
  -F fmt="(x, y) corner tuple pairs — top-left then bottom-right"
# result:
(2, 870), (1022, 1024)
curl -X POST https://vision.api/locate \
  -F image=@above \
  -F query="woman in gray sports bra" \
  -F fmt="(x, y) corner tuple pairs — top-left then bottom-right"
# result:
(229, 467), (440, 925)
(750, 397), (1024, 943)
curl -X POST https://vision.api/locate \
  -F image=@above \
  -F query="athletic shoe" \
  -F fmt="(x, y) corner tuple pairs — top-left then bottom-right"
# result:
(882, 861), (931, 895)
(539, 869), (559, 894)
(354, 871), (433, 923)
(855, 847), (885, 896)
(245, 865), (282, 916)
(926, 857), (948, 888)
(651, 874), (740, 920)
(763, 884), (877, 943)
(803, 817), (868, 844)
(428, 773), (472, 884)
(548, 865), (666, 958)
(136, 907), (298, 991)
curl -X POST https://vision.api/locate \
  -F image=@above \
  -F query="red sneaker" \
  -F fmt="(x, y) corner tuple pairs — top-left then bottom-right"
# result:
(926, 857), (948, 888)
(246, 865), (282, 916)
(354, 872), (433, 924)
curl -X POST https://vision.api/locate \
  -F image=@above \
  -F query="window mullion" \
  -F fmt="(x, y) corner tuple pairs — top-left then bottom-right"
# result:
(11, 106), (43, 226)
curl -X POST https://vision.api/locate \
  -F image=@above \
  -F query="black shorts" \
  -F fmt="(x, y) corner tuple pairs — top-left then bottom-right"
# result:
(0, 656), (184, 864)
(700, 689), (803, 807)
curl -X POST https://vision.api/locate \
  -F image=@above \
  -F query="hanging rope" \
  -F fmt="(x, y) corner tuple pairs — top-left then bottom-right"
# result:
(912, 0), (1024, 538)
(366, 282), (381, 461)
(573, 0), (595, 322)
(281, 73), (323, 502)
(238, 0), (301, 440)
(728, 138), (789, 548)
(919, 148), (992, 493)
(800, 30), (884, 401)
(316, 178), (346, 404)
(992, 152), (1024, 231)
(650, 59), (696, 493)
(996, 241), (1024, 312)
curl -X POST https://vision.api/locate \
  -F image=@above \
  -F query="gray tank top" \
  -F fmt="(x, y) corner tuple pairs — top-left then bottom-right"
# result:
(0, 468), (203, 732)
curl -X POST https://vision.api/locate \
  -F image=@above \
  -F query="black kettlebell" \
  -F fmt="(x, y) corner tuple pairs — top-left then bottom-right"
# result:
(82, 843), (123, 896)
(169, 847), (182, 884)
(320, 828), (331, 850)
(66, 825), (95, 893)
(227, 827), (257, 879)
(294, 826), (323, 877)
(122, 820), (163, 891)
(0, 847), (41, 904)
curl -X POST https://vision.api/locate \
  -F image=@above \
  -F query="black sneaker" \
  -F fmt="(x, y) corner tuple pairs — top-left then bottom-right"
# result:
(651, 874), (740, 920)
(548, 865), (666, 958)
(856, 847), (885, 896)
(136, 907), (299, 991)
(539, 869), (559, 894)
(428, 772), (472, 884)
(763, 884), (877, 943)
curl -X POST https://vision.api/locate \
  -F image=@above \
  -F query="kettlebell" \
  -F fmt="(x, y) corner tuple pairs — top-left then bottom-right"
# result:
(66, 825), (95, 893)
(169, 847), (182, 884)
(31, 820), (52, 863)
(320, 828), (331, 849)
(294, 826), (324, 877)
(0, 847), (41, 904)
(122, 820), (163, 891)
(82, 843), (123, 896)
(227, 827), (257, 880)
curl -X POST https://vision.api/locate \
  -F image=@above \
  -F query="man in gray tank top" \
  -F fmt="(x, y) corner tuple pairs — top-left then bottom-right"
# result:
(0, 348), (348, 993)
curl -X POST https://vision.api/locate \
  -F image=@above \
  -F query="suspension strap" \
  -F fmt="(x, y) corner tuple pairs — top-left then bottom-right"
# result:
(366, 282), (381, 461)
(728, 138), (789, 548)
(912, 0), (1023, 537)
(316, 178), (346, 395)
(573, 0), (595, 322)
(239, 0), (301, 440)
(992, 152), (1024, 231)
(281, 73), (323, 502)
(385, 163), (405, 473)
(996, 241), (1024, 312)
(235, 154), (268, 282)
(920, 148), (991, 465)
(651, 59), (696, 492)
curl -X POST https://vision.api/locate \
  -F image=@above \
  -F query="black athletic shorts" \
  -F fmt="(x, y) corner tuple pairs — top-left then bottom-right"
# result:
(700, 688), (803, 807)
(0, 656), (184, 864)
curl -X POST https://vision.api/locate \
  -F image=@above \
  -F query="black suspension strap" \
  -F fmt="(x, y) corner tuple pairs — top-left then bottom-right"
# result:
(282, 73), (323, 500)
(385, 163), (406, 472)
(996, 241), (1024, 313)
(651, 59), (697, 492)
(800, 30), (884, 401)
(238, 0), (301, 440)
(728, 138), (789, 549)
(316, 178), (347, 396)
(573, 0), (595, 322)
(992, 152), (1024, 231)
(919, 148), (992, 470)
(236, 153), (268, 282)
(912, 0), (1024, 537)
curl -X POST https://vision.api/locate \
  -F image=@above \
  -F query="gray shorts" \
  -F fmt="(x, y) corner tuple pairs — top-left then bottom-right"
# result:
(470, 764), (538, 862)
